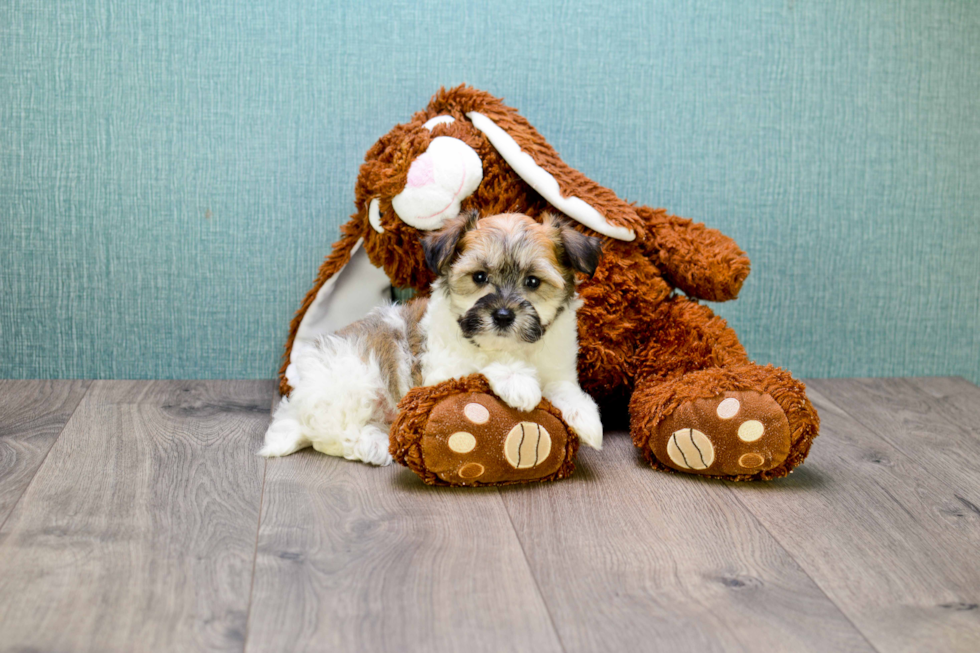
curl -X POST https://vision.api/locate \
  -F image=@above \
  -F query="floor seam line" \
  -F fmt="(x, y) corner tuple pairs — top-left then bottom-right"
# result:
(499, 489), (569, 653)
(241, 456), (269, 653)
(0, 380), (95, 535)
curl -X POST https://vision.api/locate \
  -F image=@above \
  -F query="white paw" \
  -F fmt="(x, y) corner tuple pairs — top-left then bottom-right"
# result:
(563, 404), (604, 450)
(349, 425), (393, 466)
(491, 373), (543, 413)
(259, 430), (309, 457)
(259, 400), (310, 457)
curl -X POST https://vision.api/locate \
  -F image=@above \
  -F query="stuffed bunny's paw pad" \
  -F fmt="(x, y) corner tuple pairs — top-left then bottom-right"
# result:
(418, 393), (574, 486)
(652, 392), (791, 477)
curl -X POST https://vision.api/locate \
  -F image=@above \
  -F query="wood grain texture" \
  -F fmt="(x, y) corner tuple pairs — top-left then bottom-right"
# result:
(4, 377), (980, 652)
(0, 379), (91, 523)
(906, 376), (980, 439)
(730, 382), (980, 653)
(247, 450), (563, 653)
(809, 377), (980, 504)
(0, 380), (272, 653)
(498, 432), (873, 653)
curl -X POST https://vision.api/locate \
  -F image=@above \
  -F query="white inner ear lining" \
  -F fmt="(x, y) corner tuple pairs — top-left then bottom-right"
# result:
(423, 115), (455, 131)
(465, 111), (635, 242)
(368, 198), (384, 233)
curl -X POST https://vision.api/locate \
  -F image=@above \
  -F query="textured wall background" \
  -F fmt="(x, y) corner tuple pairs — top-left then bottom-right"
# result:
(1, 0), (978, 382)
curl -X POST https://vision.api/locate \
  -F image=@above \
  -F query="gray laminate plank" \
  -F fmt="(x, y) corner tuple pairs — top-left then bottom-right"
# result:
(499, 433), (874, 653)
(906, 376), (980, 440)
(809, 377), (980, 503)
(729, 382), (980, 653)
(0, 379), (91, 522)
(0, 380), (272, 653)
(247, 449), (564, 653)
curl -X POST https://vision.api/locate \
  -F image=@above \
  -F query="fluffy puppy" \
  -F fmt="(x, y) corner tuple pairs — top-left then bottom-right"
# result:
(260, 211), (603, 464)
(260, 299), (426, 465)
(421, 211), (604, 448)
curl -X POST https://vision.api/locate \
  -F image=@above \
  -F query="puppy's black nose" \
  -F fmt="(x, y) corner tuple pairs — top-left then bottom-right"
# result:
(492, 307), (515, 328)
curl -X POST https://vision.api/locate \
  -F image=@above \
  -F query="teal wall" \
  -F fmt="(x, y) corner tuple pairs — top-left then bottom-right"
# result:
(2, 0), (978, 383)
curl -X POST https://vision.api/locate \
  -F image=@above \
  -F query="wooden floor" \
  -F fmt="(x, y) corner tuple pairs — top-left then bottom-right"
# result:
(0, 378), (979, 652)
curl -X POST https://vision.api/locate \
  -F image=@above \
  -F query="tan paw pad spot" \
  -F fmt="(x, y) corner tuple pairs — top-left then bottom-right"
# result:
(447, 431), (476, 453)
(463, 402), (490, 424)
(458, 462), (485, 479)
(716, 397), (740, 419)
(667, 428), (715, 470)
(504, 422), (552, 469)
(737, 420), (765, 442)
(739, 453), (765, 468)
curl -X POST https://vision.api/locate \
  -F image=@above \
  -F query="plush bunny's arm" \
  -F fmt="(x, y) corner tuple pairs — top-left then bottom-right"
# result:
(636, 205), (750, 303)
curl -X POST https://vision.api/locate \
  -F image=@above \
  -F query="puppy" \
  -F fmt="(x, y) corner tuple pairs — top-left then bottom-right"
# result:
(260, 211), (604, 464)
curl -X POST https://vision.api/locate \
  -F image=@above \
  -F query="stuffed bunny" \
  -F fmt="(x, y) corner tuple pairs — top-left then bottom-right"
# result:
(279, 86), (819, 486)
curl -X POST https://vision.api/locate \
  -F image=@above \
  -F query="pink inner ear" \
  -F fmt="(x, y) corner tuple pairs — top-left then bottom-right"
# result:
(406, 154), (435, 188)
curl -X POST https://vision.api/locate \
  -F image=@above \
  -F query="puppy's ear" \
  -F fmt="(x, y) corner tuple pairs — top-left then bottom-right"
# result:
(547, 214), (603, 276)
(423, 209), (480, 275)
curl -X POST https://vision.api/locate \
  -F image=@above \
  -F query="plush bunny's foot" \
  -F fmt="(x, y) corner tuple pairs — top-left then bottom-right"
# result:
(391, 376), (578, 486)
(630, 365), (819, 481)
(651, 391), (791, 477)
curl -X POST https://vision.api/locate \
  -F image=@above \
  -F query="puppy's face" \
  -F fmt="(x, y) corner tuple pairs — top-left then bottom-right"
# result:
(423, 212), (603, 351)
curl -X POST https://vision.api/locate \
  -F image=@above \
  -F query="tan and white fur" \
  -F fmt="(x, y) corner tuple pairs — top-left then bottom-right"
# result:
(261, 211), (603, 465)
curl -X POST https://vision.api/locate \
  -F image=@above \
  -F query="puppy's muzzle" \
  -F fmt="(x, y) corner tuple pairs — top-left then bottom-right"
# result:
(460, 293), (543, 343)
(492, 307), (515, 328)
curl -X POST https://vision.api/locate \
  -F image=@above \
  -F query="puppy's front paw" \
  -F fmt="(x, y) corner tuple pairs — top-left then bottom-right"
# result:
(563, 404), (604, 450)
(543, 383), (603, 450)
(491, 374), (542, 413)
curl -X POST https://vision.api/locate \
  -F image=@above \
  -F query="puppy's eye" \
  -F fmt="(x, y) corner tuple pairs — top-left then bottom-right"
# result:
(524, 276), (541, 289)
(472, 271), (488, 285)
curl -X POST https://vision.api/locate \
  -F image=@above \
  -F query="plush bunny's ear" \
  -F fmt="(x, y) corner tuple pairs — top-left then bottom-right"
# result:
(278, 217), (392, 395)
(466, 110), (637, 242)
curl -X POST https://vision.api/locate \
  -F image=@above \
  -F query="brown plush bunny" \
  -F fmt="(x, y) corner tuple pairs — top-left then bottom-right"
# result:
(279, 85), (819, 486)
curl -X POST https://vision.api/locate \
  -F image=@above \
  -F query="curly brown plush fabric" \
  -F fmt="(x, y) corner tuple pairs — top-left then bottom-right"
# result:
(279, 85), (819, 484)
